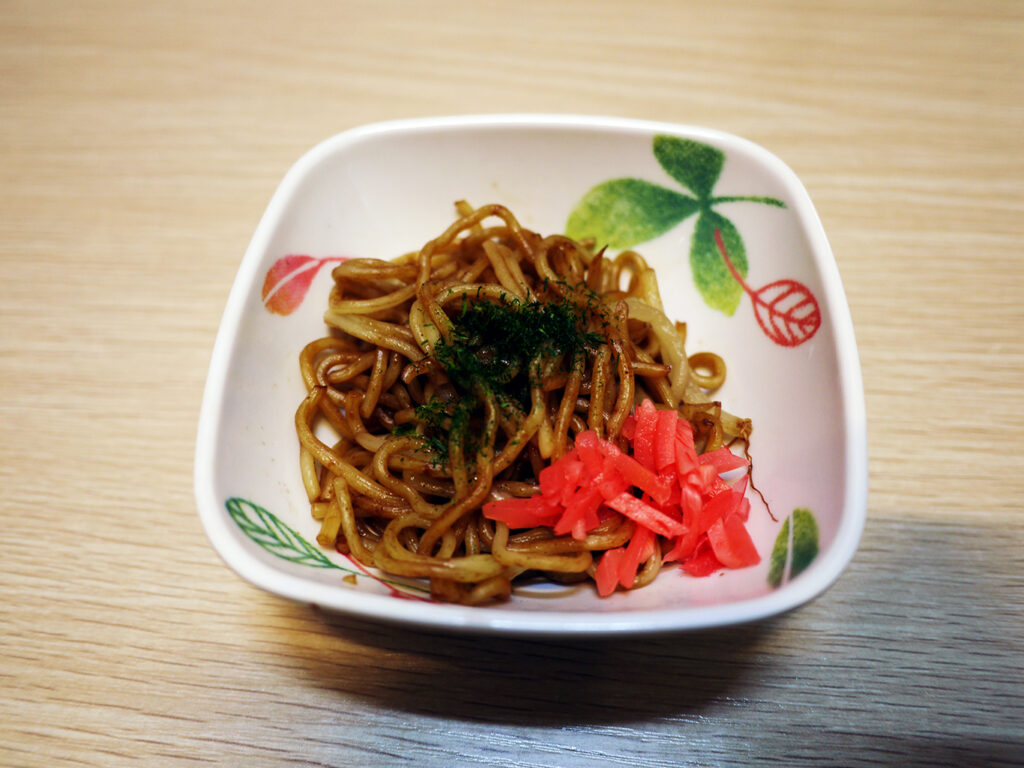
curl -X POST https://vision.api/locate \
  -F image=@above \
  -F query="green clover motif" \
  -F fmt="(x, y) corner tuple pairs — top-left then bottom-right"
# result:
(566, 135), (785, 316)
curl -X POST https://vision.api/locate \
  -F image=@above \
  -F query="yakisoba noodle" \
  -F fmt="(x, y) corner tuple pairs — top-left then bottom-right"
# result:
(296, 202), (751, 604)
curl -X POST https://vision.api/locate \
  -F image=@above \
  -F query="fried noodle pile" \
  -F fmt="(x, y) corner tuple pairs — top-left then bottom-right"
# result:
(296, 202), (750, 604)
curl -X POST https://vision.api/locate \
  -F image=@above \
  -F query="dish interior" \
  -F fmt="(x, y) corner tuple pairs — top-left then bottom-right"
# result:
(198, 117), (864, 628)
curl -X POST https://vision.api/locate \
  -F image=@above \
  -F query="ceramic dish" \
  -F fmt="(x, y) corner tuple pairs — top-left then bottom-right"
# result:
(194, 115), (867, 636)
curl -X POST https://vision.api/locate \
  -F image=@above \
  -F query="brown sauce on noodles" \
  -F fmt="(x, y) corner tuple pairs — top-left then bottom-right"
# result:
(296, 202), (750, 604)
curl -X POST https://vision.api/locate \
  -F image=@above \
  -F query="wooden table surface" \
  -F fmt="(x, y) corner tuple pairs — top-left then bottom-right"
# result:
(3, 1), (1022, 765)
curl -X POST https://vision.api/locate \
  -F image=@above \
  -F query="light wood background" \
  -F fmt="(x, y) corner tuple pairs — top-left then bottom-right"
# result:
(2, 1), (1022, 766)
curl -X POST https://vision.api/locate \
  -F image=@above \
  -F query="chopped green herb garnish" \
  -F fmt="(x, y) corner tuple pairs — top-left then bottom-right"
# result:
(433, 292), (603, 404)
(404, 289), (607, 470)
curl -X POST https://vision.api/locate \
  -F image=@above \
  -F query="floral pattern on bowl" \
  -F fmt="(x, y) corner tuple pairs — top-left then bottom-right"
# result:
(194, 115), (866, 635)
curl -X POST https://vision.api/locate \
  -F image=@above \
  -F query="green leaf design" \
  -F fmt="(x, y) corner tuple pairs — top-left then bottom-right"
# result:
(768, 507), (821, 587)
(767, 517), (790, 588)
(565, 178), (699, 250)
(226, 497), (340, 569)
(226, 497), (434, 597)
(691, 210), (747, 315)
(565, 136), (789, 320)
(653, 136), (724, 200)
(790, 508), (820, 578)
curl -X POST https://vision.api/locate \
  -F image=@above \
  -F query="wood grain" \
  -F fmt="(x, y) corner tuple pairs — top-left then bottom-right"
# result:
(1, 0), (1022, 765)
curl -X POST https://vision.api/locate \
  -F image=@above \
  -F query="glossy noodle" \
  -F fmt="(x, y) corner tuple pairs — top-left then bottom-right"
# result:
(296, 202), (751, 604)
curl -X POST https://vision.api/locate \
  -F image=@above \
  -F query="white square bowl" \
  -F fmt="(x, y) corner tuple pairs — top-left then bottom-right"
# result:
(194, 115), (867, 636)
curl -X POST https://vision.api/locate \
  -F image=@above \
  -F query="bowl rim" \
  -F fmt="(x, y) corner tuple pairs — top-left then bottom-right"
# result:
(194, 113), (867, 636)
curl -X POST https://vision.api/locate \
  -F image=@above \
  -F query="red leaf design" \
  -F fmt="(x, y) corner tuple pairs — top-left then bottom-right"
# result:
(262, 255), (346, 316)
(713, 229), (821, 347)
(749, 279), (821, 347)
